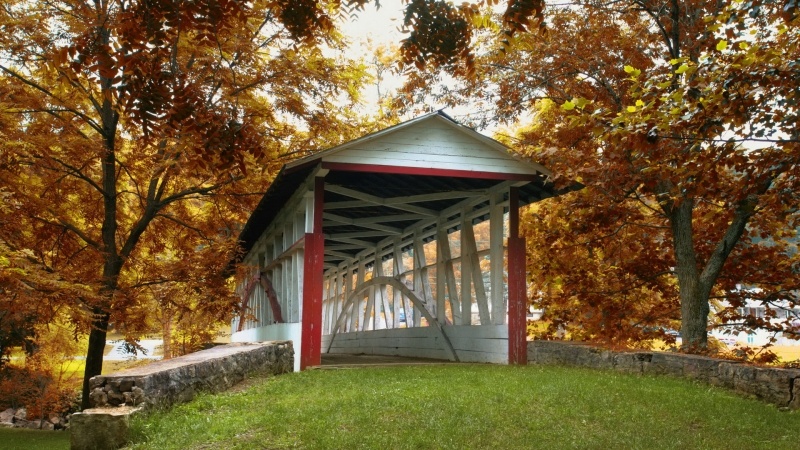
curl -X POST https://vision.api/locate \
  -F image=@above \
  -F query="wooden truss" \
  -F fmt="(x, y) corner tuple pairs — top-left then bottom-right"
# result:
(235, 164), (533, 367)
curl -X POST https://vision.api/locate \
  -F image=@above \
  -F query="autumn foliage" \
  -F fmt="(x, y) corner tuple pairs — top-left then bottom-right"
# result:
(1, 0), (798, 415)
(401, 0), (799, 351)
(0, 0), (368, 408)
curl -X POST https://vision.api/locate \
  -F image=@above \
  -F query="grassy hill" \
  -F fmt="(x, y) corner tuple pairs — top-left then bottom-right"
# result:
(125, 364), (800, 449)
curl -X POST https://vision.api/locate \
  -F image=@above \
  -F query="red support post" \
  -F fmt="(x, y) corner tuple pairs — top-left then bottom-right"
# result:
(300, 176), (325, 370)
(507, 187), (528, 365)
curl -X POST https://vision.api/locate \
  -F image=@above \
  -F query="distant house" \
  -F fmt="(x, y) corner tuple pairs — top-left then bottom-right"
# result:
(230, 111), (565, 371)
(712, 298), (800, 347)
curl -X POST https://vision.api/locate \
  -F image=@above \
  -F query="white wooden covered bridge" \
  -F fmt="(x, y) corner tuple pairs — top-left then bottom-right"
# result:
(231, 112), (562, 371)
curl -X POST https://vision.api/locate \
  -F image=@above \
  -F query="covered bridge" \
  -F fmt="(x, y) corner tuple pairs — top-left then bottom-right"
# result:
(231, 111), (561, 371)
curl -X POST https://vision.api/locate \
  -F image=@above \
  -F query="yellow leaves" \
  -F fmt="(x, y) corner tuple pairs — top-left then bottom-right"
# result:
(674, 63), (690, 74)
(561, 97), (590, 111)
(716, 40), (728, 51)
(624, 65), (641, 78)
(626, 100), (646, 113)
(470, 14), (496, 30)
(573, 97), (591, 109)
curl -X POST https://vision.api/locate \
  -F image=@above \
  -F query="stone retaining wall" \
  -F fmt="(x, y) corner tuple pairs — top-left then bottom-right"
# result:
(528, 340), (800, 410)
(86, 341), (293, 410)
(71, 341), (293, 450)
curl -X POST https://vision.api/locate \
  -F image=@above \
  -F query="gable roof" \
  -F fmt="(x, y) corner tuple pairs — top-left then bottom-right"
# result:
(282, 110), (552, 177)
(235, 111), (560, 264)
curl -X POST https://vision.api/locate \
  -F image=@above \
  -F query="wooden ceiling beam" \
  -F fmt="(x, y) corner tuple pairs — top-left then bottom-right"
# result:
(324, 185), (437, 217)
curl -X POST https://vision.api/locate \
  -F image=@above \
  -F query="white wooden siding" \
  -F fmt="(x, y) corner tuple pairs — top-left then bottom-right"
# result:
(323, 325), (508, 364)
(231, 323), (302, 372)
(324, 122), (539, 175)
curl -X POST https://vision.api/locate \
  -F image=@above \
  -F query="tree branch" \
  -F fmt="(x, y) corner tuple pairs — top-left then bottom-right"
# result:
(0, 64), (104, 134)
(155, 213), (213, 242)
(157, 175), (242, 207)
(36, 212), (102, 251)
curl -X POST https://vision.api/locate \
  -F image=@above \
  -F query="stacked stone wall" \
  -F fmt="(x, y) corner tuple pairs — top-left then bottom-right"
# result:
(87, 341), (293, 410)
(71, 341), (294, 450)
(528, 340), (800, 410)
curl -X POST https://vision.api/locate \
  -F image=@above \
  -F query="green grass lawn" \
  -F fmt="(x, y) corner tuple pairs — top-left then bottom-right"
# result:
(127, 364), (799, 450)
(0, 427), (69, 450)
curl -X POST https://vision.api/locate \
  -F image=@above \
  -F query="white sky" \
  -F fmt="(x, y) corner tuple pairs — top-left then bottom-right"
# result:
(335, 1), (506, 133)
(336, 2), (408, 117)
(340, 1), (406, 47)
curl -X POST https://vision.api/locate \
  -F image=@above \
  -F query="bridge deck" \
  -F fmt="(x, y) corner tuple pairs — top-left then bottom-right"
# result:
(319, 353), (452, 368)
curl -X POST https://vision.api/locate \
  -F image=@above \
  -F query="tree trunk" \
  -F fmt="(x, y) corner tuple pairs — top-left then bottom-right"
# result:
(678, 279), (710, 349)
(81, 310), (110, 409)
(162, 311), (173, 360)
(666, 188), (759, 351)
(668, 199), (710, 349)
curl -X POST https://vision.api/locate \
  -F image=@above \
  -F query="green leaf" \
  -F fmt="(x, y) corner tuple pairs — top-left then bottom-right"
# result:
(674, 64), (689, 74)
(716, 40), (728, 51)
(561, 100), (576, 111)
(626, 105), (637, 113)
(573, 97), (591, 109)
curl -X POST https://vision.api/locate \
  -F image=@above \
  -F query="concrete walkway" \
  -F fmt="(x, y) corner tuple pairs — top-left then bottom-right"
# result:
(108, 342), (272, 377)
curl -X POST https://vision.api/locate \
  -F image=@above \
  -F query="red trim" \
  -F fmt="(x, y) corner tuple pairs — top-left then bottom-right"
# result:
(321, 162), (540, 182)
(507, 187), (528, 365)
(300, 177), (325, 370)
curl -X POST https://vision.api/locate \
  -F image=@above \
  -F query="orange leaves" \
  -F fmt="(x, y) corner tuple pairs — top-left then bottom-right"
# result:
(523, 190), (680, 346)
(271, 0), (336, 43)
(438, 1), (800, 348)
(0, 1), (371, 383)
(501, 0), (545, 35)
(398, 0), (475, 74)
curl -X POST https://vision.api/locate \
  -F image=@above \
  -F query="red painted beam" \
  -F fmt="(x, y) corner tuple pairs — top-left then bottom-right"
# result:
(321, 162), (542, 182)
(300, 177), (325, 370)
(507, 187), (528, 365)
